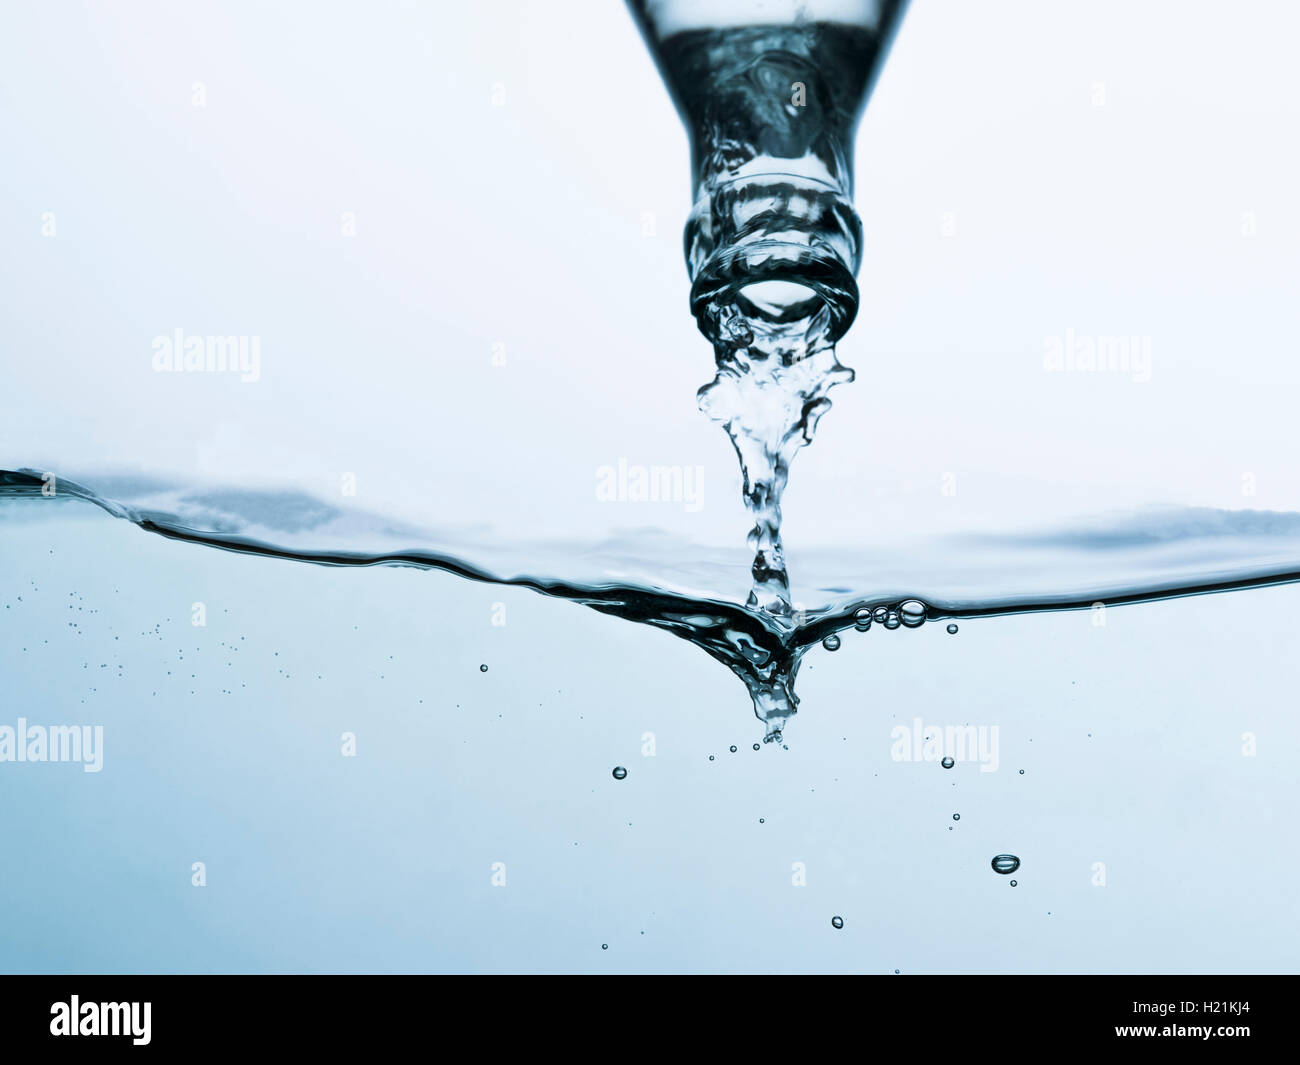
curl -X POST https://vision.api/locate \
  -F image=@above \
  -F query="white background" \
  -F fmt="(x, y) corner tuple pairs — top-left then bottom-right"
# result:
(3, 0), (1298, 550)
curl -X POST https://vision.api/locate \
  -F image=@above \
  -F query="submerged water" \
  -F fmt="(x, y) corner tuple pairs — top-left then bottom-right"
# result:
(3, 471), (1299, 973)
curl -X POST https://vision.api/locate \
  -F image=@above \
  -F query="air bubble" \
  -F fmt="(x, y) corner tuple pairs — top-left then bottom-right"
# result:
(899, 600), (926, 627)
(479, 664), (488, 672)
(946, 624), (958, 634)
(884, 612), (901, 630)
(822, 634), (841, 651)
(952, 813), (960, 821)
(991, 854), (1020, 875)
(831, 916), (844, 929)
(1010, 880), (1018, 887)
(729, 745), (737, 753)
(941, 756), (955, 769)
(873, 606), (888, 622)
(753, 743), (760, 751)
(854, 607), (872, 631)
(612, 766), (628, 780)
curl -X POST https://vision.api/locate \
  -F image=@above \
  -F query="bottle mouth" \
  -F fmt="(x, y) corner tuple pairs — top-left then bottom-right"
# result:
(683, 172), (862, 355)
(688, 239), (859, 354)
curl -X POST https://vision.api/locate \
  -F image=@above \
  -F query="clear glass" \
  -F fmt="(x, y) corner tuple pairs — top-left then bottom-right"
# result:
(627, 0), (908, 355)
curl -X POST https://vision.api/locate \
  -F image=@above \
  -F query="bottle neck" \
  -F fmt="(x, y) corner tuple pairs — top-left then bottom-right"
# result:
(668, 31), (867, 360)
(629, 7), (909, 356)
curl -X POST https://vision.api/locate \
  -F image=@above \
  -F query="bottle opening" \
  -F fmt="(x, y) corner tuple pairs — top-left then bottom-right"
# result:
(684, 176), (862, 354)
(737, 280), (821, 322)
(690, 244), (858, 357)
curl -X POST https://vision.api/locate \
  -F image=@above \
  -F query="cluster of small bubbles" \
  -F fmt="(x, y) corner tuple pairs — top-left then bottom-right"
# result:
(479, 664), (488, 673)
(941, 756), (955, 769)
(991, 854), (1021, 875)
(831, 915), (844, 929)
(946, 623), (959, 635)
(899, 600), (926, 627)
(612, 766), (628, 780)
(729, 745), (737, 753)
(822, 634), (841, 651)
(853, 607), (872, 631)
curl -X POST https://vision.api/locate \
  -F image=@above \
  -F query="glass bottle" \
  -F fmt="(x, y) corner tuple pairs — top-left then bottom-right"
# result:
(627, 0), (908, 360)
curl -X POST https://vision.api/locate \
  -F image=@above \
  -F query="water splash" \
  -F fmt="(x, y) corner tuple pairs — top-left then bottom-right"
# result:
(691, 288), (854, 732)
(698, 342), (852, 617)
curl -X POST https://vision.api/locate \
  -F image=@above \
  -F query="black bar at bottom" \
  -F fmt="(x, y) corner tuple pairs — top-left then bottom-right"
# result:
(0, 974), (1285, 1051)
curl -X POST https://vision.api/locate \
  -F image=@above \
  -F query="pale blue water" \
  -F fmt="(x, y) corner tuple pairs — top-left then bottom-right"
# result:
(3, 478), (1299, 973)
